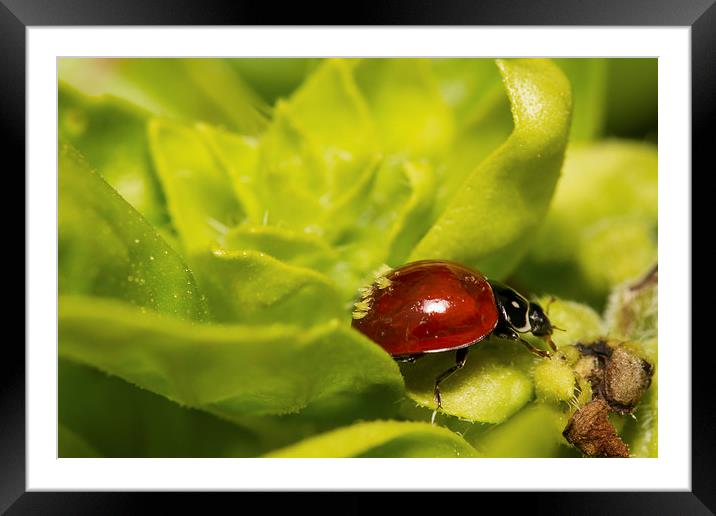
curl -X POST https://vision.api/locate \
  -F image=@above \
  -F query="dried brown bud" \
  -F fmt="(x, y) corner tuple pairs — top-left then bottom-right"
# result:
(563, 398), (630, 458)
(603, 346), (654, 415)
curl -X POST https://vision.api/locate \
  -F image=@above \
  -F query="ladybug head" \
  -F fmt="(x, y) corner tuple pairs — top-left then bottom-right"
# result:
(489, 280), (554, 338)
(527, 302), (553, 337)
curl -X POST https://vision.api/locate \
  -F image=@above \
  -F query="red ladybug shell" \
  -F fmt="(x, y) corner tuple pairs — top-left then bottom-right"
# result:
(351, 260), (499, 357)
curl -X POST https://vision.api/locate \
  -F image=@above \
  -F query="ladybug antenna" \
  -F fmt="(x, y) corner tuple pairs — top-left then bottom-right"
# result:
(551, 325), (567, 332)
(544, 295), (557, 315)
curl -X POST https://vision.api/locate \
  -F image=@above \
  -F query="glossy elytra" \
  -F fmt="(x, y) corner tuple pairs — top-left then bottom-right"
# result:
(351, 260), (556, 421)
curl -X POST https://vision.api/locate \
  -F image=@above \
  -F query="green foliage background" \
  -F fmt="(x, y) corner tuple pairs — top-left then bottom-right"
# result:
(58, 58), (658, 458)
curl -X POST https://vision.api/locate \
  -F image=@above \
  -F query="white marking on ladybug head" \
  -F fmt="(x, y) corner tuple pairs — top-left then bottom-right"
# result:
(511, 300), (520, 308)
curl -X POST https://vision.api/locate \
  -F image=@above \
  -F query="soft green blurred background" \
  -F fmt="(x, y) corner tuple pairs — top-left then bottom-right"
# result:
(58, 58), (657, 458)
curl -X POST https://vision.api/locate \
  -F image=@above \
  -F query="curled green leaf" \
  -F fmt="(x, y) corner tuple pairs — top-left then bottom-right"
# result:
(411, 58), (572, 279)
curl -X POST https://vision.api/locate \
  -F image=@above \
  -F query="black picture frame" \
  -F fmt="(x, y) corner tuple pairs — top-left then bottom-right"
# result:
(6, 1), (710, 513)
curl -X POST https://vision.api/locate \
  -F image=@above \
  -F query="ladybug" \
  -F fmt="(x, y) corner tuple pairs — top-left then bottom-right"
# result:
(351, 260), (556, 420)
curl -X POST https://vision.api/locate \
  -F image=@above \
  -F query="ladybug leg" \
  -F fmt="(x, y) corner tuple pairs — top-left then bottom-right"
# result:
(432, 347), (470, 424)
(546, 335), (558, 353)
(519, 337), (551, 358)
(495, 327), (550, 358)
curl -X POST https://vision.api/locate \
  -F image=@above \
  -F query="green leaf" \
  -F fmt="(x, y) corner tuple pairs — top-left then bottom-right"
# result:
(58, 58), (270, 135)
(515, 140), (657, 306)
(58, 422), (102, 458)
(59, 296), (405, 423)
(59, 359), (266, 457)
(190, 249), (345, 324)
(429, 59), (514, 217)
(430, 58), (505, 128)
(148, 119), (244, 254)
(251, 106), (331, 233)
(355, 58), (455, 157)
(58, 82), (167, 225)
(58, 145), (208, 320)
(265, 420), (477, 458)
(250, 60), (380, 237)
(433, 89), (513, 218)
(466, 403), (570, 457)
(285, 59), (377, 160)
(411, 58), (573, 279)
(326, 159), (437, 289)
(401, 340), (537, 423)
(221, 225), (360, 299)
(223, 225), (337, 267)
(337, 157), (439, 284)
(554, 59), (608, 141)
(197, 124), (263, 224)
(228, 58), (321, 104)
(385, 160), (438, 264)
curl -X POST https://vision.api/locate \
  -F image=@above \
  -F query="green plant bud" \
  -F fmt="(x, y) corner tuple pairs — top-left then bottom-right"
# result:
(534, 357), (576, 403)
(559, 345), (582, 366)
(401, 341), (535, 424)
